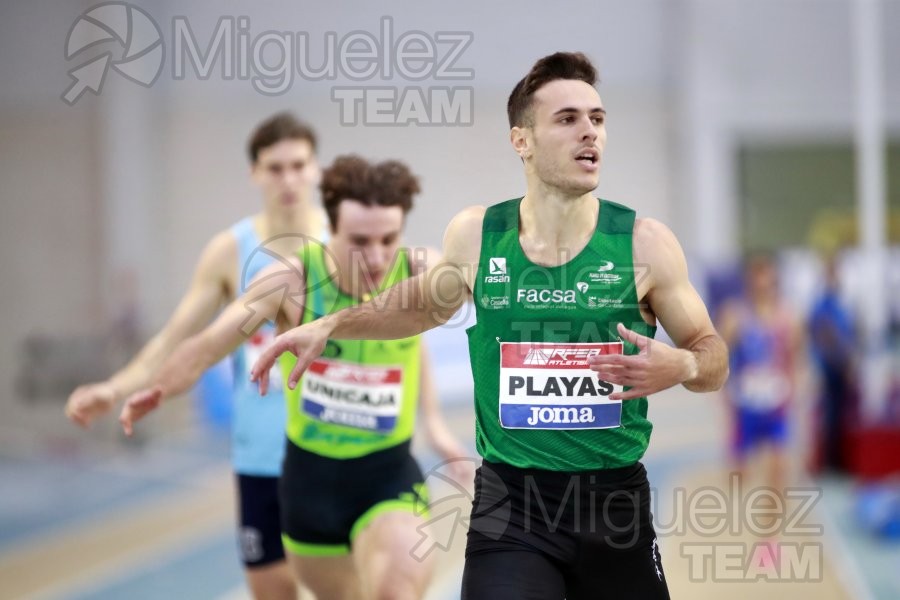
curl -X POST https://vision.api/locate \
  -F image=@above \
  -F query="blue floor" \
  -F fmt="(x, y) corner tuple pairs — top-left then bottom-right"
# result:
(0, 428), (231, 551)
(66, 530), (245, 600)
(816, 475), (900, 599)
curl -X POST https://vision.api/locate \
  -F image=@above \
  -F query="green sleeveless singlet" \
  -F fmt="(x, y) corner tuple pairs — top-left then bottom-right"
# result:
(468, 197), (657, 470)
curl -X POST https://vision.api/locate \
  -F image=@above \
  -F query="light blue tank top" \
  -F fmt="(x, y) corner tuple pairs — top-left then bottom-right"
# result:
(228, 216), (328, 475)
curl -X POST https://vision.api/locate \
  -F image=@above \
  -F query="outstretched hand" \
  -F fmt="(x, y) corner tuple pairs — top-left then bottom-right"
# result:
(250, 321), (331, 395)
(119, 386), (164, 436)
(65, 382), (117, 428)
(588, 323), (697, 401)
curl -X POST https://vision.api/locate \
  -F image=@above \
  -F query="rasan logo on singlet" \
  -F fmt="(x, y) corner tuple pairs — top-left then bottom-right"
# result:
(483, 257), (510, 284)
(481, 257), (512, 309)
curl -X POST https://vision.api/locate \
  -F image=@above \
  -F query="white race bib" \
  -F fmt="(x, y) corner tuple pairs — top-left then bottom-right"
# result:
(499, 342), (623, 430)
(301, 358), (403, 433)
(737, 366), (789, 411)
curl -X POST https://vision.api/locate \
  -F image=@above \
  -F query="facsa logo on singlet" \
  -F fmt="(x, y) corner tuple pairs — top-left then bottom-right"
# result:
(484, 257), (510, 284)
(516, 288), (577, 304)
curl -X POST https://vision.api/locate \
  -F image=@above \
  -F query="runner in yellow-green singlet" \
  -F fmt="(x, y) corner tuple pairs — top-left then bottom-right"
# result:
(121, 155), (468, 600)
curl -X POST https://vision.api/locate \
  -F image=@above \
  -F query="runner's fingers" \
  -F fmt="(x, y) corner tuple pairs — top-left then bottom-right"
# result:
(610, 388), (641, 401)
(258, 367), (269, 396)
(251, 338), (284, 383)
(250, 353), (269, 383)
(588, 353), (627, 367)
(287, 353), (313, 390)
(617, 322), (651, 350)
(596, 365), (633, 385)
(119, 408), (134, 436)
(118, 388), (163, 435)
(69, 410), (88, 428)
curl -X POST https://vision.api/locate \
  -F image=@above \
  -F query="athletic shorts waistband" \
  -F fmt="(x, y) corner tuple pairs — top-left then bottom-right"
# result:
(481, 458), (645, 486)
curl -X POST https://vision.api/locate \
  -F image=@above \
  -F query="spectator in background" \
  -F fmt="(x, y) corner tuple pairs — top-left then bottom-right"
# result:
(808, 253), (858, 473)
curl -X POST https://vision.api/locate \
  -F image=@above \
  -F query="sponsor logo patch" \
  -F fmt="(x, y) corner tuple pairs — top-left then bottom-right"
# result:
(301, 358), (403, 433)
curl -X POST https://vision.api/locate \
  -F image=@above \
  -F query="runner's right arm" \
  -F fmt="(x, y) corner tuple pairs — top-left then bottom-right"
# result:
(65, 232), (235, 428)
(118, 258), (305, 435)
(251, 206), (485, 394)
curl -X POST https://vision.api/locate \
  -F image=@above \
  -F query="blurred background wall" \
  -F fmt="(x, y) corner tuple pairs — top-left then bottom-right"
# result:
(2, 0), (897, 443)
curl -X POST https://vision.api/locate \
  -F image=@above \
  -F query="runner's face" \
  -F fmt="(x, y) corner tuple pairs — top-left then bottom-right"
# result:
(747, 261), (778, 299)
(251, 139), (319, 209)
(329, 201), (404, 295)
(528, 79), (606, 195)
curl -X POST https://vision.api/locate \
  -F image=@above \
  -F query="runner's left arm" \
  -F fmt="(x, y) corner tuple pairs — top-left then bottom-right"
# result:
(589, 218), (728, 400)
(417, 340), (472, 483)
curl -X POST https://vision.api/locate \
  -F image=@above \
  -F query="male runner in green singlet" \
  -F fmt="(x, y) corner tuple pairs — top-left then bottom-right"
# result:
(120, 155), (468, 600)
(250, 52), (729, 599)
